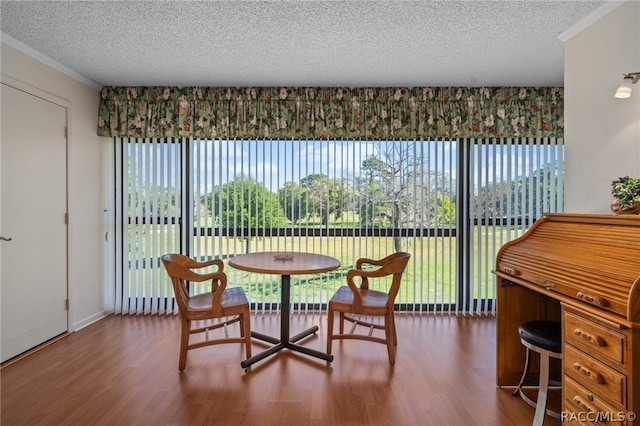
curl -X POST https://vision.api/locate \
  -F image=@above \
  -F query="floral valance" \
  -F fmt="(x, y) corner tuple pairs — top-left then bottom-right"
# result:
(97, 86), (563, 140)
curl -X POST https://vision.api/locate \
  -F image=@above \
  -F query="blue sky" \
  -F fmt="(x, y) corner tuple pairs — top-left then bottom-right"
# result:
(192, 139), (457, 192)
(128, 139), (563, 194)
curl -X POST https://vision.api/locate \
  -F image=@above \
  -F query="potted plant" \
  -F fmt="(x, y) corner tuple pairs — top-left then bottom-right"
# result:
(610, 175), (640, 214)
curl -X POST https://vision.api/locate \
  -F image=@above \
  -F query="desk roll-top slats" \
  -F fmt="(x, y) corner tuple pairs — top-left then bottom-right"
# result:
(495, 213), (640, 424)
(496, 214), (640, 321)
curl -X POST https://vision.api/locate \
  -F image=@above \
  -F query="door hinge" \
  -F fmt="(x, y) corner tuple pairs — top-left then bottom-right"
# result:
(65, 213), (69, 225)
(64, 126), (68, 139)
(65, 299), (69, 311)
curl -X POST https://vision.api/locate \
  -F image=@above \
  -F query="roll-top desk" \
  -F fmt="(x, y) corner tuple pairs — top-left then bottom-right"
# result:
(494, 213), (640, 424)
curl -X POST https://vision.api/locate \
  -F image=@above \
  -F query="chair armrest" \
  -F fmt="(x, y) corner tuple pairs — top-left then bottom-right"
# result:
(355, 257), (378, 269)
(200, 258), (224, 271)
(183, 257), (224, 272)
(346, 268), (390, 312)
(209, 272), (227, 316)
(346, 269), (365, 312)
(356, 252), (407, 270)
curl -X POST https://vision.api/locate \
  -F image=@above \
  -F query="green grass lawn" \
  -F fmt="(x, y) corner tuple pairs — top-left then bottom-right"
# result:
(126, 224), (523, 308)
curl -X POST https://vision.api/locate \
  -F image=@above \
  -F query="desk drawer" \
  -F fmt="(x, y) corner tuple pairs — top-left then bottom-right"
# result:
(564, 311), (626, 367)
(563, 377), (627, 425)
(563, 344), (626, 408)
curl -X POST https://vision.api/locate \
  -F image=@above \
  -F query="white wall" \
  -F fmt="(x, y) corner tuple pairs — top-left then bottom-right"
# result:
(563, 1), (640, 213)
(1, 43), (111, 330)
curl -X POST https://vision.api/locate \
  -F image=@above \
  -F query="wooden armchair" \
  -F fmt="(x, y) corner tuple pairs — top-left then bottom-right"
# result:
(161, 254), (251, 371)
(327, 252), (411, 366)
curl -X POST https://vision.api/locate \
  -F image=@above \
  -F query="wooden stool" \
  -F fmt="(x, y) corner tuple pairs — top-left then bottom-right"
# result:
(512, 321), (562, 426)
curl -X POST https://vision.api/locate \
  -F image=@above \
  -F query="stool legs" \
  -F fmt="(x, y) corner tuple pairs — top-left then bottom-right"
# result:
(513, 345), (561, 426)
(512, 346), (532, 398)
(533, 350), (551, 426)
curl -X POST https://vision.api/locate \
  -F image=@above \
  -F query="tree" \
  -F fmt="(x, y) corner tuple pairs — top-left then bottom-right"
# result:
(300, 174), (354, 225)
(360, 143), (416, 251)
(208, 175), (287, 252)
(278, 181), (308, 225)
(473, 161), (562, 219)
(128, 155), (181, 218)
(353, 175), (386, 227)
(357, 142), (457, 251)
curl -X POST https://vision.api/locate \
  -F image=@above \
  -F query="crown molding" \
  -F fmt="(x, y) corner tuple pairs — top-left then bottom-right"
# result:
(1, 32), (101, 90)
(559, 0), (626, 43)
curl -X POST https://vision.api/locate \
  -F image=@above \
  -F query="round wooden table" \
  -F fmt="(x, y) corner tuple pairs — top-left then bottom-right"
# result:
(228, 251), (340, 369)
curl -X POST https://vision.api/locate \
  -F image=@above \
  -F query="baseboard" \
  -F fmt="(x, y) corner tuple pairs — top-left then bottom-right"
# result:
(72, 310), (114, 331)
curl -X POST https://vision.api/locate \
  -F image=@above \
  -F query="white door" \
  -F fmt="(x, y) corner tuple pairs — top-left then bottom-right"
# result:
(1, 83), (68, 362)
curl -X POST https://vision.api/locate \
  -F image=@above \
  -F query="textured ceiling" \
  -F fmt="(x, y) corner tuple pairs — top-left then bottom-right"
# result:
(0, 0), (606, 88)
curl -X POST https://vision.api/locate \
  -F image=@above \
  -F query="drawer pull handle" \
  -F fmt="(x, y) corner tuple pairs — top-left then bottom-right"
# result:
(576, 291), (609, 307)
(572, 396), (595, 413)
(572, 362), (606, 384)
(502, 266), (521, 276)
(574, 328), (606, 347)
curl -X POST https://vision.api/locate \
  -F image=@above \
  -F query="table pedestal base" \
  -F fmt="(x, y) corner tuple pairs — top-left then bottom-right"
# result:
(241, 274), (334, 369)
(241, 326), (333, 369)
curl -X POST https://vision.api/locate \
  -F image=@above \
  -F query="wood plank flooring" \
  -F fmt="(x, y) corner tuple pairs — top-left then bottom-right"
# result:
(1, 313), (561, 425)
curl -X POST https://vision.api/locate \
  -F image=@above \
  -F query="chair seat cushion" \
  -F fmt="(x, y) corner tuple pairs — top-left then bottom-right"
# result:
(188, 287), (249, 311)
(329, 285), (389, 308)
(518, 321), (562, 353)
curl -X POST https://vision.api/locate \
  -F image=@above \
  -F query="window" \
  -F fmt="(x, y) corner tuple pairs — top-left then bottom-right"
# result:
(113, 137), (563, 315)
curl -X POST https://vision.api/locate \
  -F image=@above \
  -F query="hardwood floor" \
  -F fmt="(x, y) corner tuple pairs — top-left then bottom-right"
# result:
(1, 313), (561, 425)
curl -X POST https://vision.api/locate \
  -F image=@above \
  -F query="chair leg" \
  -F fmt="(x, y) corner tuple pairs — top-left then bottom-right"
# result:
(327, 307), (334, 354)
(385, 312), (396, 366)
(179, 319), (190, 371)
(391, 313), (398, 346)
(339, 312), (345, 334)
(242, 312), (252, 359)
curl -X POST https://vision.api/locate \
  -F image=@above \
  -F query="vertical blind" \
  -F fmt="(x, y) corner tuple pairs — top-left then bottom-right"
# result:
(114, 138), (183, 315)
(113, 137), (563, 315)
(464, 137), (564, 314)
